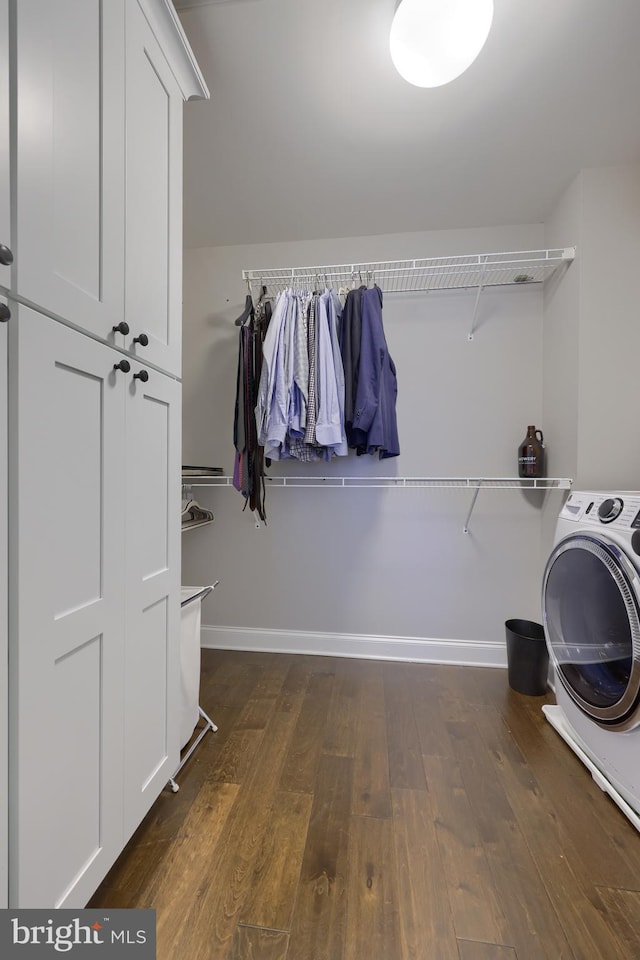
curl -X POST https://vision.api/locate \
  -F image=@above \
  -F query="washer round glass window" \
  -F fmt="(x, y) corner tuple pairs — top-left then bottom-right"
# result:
(543, 534), (640, 726)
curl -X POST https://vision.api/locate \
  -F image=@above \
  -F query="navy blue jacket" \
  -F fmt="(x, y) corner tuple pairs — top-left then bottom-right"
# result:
(348, 286), (400, 459)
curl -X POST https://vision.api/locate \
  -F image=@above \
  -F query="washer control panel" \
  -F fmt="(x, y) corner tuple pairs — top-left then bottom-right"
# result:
(561, 491), (640, 529)
(598, 497), (624, 523)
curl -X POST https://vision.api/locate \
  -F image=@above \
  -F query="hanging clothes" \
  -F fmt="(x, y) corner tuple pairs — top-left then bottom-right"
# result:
(255, 289), (348, 464)
(233, 293), (270, 521)
(289, 292), (310, 435)
(340, 286), (364, 444)
(181, 497), (214, 529)
(341, 285), (400, 459)
(313, 291), (344, 448)
(325, 289), (348, 457)
(233, 278), (399, 519)
(255, 289), (290, 457)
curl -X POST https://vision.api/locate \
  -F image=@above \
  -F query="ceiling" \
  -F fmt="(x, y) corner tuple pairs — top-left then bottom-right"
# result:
(174, 0), (640, 249)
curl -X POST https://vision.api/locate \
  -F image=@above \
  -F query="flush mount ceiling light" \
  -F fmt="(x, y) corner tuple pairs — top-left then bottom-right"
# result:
(390, 0), (494, 88)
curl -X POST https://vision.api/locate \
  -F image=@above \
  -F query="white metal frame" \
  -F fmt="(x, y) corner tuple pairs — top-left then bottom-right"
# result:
(242, 247), (575, 297)
(243, 247), (575, 340)
(184, 476), (573, 533)
(184, 475), (571, 490)
(167, 706), (217, 794)
(167, 582), (219, 793)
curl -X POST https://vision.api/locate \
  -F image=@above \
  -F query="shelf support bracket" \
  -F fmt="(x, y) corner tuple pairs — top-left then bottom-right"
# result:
(468, 258), (488, 341)
(463, 481), (483, 533)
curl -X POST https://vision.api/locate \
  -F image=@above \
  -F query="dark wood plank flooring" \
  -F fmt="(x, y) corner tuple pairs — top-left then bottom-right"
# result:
(89, 651), (640, 959)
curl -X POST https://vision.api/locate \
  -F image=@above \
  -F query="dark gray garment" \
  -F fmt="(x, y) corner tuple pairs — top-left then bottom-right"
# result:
(340, 286), (364, 440)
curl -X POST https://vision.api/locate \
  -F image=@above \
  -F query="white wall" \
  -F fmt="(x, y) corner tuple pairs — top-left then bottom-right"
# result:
(182, 224), (550, 664)
(576, 165), (640, 489)
(544, 163), (640, 478)
(542, 174), (582, 559)
(543, 180), (581, 481)
(541, 162), (640, 565)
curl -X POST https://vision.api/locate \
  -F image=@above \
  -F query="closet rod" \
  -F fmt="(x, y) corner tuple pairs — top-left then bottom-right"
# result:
(242, 247), (575, 296)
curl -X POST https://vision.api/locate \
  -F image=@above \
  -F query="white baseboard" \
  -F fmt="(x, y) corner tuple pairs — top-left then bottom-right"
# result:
(200, 625), (507, 668)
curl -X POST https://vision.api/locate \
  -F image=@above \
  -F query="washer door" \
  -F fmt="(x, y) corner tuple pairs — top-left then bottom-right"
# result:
(543, 533), (640, 728)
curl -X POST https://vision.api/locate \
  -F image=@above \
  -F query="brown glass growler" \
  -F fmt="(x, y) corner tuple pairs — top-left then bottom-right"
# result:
(518, 426), (545, 478)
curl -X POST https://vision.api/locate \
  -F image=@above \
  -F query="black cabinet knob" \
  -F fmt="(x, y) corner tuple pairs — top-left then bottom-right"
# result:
(0, 303), (10, 322)
(133, 333), (149, 347)
(133, 369), (149, 383)
(112, 321), (130, 335)
(0, 244), (13, 266)
(113, 359), (131, 373)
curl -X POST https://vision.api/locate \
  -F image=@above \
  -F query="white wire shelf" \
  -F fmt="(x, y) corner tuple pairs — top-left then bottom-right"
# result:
(183, 475), (572, 490)
(184, 475), (571, 533)
(242, 248), (575, 298)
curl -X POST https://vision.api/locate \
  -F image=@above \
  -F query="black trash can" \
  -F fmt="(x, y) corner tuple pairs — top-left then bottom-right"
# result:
(505, 619), (549, 695)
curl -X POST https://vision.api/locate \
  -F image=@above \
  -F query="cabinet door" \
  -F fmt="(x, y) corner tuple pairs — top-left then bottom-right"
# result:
(124, 362), (180, 839)
(125, 0), (183, 377)
(10, 306), (126, 908)
(0, 0), (10, 292)
(0, 297), (7, 908)
(13, 1), (125, 343)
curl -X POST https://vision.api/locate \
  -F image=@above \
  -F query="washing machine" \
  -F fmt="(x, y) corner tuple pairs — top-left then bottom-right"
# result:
(542, 490), (640, 830)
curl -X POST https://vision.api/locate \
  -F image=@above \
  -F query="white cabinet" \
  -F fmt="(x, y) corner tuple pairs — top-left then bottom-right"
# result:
(7, 0), (201, 375)
(4, 0), (207, 908)
(0, 0), (11, 293)
(0, 0), (8, 910)
(12, 0), (125, 342)
(10, 307), (181, 907)
(0, 309), (7, 910)
(124, 0), (184, 377)
(124, 363), (181, 839)
(0, 320), (6, 910)
(10, 307), (127, 908)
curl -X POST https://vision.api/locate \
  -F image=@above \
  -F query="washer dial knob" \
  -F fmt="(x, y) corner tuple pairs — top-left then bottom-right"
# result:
(598, 497), (624, 523)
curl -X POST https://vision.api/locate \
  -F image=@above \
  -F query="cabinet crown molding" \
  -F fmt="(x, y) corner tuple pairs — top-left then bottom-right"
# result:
(138, 0), (210, 100)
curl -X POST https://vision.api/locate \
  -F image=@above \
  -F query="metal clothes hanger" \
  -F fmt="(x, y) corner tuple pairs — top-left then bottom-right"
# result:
(235, 291), (254, 326)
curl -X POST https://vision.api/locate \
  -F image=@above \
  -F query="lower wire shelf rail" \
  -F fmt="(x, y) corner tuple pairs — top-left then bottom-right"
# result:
(183, 476), (573, 533)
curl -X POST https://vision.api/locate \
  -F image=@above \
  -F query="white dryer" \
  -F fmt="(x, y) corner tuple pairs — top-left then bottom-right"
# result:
(542, 490), (640, 829)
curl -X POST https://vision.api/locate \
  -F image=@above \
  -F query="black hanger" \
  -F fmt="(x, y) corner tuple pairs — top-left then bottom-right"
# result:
(235, 294), (254, 326)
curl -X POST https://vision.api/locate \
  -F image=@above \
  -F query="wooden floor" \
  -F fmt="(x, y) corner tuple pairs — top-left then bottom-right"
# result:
(90, 651), (640, 959)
